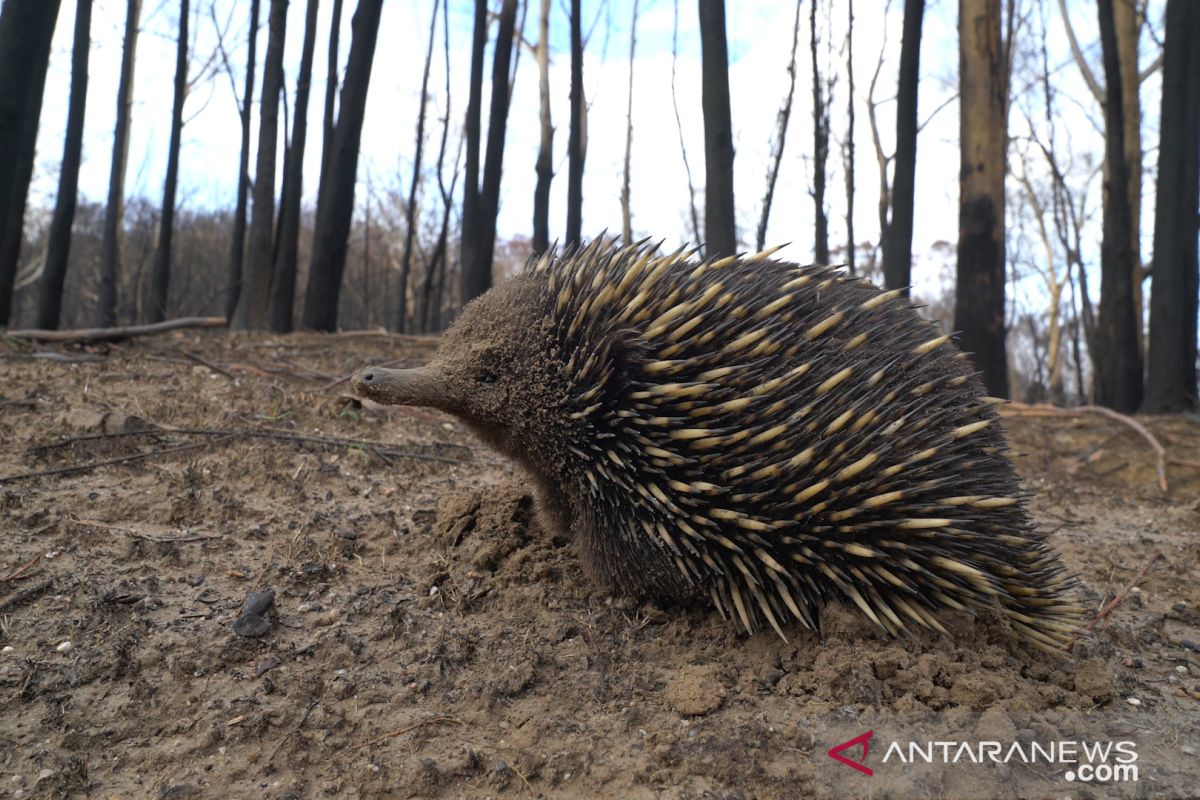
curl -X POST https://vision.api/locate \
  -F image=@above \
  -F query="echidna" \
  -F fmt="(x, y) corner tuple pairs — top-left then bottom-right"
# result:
(354, 240), (1080, 651)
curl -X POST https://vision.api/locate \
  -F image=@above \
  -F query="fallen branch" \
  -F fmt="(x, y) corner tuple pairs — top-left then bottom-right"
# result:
(0, 577), (54, 612)
(1004, 402), (1169, 493)
(1086, 550), (1162, 631)
(0, 439), (227, 484)
(70, 517), (225, 544)
(5, 316), (227, 343)
(352, 716), (463, 750)
(0, 554), (42, 583)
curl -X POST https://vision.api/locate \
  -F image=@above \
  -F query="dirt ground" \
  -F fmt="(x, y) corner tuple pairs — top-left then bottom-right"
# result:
(1, 330), (1198, 800)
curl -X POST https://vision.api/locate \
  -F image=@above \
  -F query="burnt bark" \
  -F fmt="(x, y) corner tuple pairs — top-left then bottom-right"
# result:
(460, 0), (487, 296)
(1143, 0), (1199, 412)
(0, 0), (63, 325)
(224, 0), (260, 320)
(882, 0), (922, 292)
(37, 0), (93, 329)
(698, 0), (736, 256)
(532, 0), (554, 254)
(843, 0), (855, 276)
(146, 0), (190, 323)
(566, 0), (585, 247)
(300, 0), (384, 331)
(810, 0), (832, 265)
(97, 0), (141, 326)
(232, 0), (287, 330)
(1092, 0), (1142, 411)
(321, 0), (344, 186)
(268, 0), (320, 332)
(954, 0), (1009, 398)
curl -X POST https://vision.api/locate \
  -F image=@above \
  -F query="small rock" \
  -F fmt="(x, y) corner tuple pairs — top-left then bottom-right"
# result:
(243, 588), (276, 617)
(55, 641), (73, 654)
(664, 664), (726, 716)
(1126, 696), (1141, 707)
(1177, 665), (1189, 674)
(1, 646), (13, 654)
(256, 656), (281, 676)
(233, 614), (271, 637)
(35, 769), (54, 783)
(1182, 745), (1196, 756)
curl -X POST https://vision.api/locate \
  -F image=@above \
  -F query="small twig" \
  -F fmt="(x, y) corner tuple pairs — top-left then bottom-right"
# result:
(351, 716), (463, 750)
(0, 577), (54, 611)
(0, 439), (223, 485)
(1086, 550), (1161, 631)
(0, 555), (43, 583)
(70, 517), (224, 544)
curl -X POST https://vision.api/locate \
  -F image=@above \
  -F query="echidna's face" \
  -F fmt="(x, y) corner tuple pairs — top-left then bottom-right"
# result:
(353, 275), (564, 457)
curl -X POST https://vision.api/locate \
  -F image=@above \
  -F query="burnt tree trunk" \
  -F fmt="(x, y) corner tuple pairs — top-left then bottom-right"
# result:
(224, 0), (260, 320)
(37, 0), (92, 329)
(268, 0), (319, 333)
(810, 0), (831, 265)
(532, 0), (553, 254)
(1113, 0), (1144, 357)
(321, 0), (344, 186)
(420, 0), (454, 332)
(0, 0), (63, 325)
(460, 0), (487, 298)
(1144, 0), (1198, 411)
(301, 0), (384, 332)
(460, 0), (518, 306)
(755, 0), (801, 252)
(621, 0), (640, 245)
(97, 0), (140, 326)
(566, 0), (585, 247)
(397, 0), (439, 332)
(882, 0), (923, 292)
(843, 0), (855, 276)
(146, 0), (190, 323)
(954, 0), (1009, 398)
(698, 0), (736, 256)
(1092, 0), (1142, 411)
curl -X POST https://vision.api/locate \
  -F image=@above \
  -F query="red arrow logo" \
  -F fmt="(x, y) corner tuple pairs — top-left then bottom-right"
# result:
(827, 730), (874, 776)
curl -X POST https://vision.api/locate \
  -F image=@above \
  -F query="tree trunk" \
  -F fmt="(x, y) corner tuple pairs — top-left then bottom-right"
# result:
(321, 0), (344, 186)
(1143, 0), (1200, 412)
(810, 0), (832, 265)
(460, 0), (518, 306)
(532, 0), (554, 255)
(300, 0), (384, 332)
(882, 0), (923, 292)
(224, 0), (260, 320)
(146, 0), (190, 324)
(36, 0), (92, 329)
(420, 0), (454, 333)
(97, 0), (141, 326)
(671, 0), (700, 245)
(0, 0), (63, 326)
(1113, 0), (1143, 357)
(698, 0), (736, 256)
(954, 0), (1009, 398)
(460, 0), (487, 297)
(1092, 0), (1142, 411)
(843, 0), (855, 276)
(232, 0), (287, 330)
(566, 0), (585, 247)
(268, 0), (319, 333)
(397, 0), (439, 332)
(756, 1), (801, 252)
(621, 0), (640, 245)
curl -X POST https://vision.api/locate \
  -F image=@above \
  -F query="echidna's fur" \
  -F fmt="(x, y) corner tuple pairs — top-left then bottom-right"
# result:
(355, 240), (1081, 651)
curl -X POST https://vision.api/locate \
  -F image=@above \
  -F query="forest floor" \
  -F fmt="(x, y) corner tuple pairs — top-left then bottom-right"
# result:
(1, 330), (1199, 800)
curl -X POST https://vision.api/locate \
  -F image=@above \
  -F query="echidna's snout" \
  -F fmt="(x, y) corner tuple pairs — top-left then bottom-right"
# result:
(353, 366), (451, 410)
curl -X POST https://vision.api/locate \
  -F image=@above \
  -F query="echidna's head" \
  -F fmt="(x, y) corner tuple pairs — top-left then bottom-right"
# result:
(353, 273), (569, 462)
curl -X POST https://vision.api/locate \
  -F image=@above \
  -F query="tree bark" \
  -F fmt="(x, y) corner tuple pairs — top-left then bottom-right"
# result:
(268, 0), (319, 332)
(0, 0), (63, 326)
(882, 0), (923, 292)
(756, 1), (801, 252)
(565, 0), (586, 248)
(396, 0), (440, 332)
(224, 0), (260, 320)
(146, 0), (190, 323)
(420, 0), (454, 332)
(532, 0), (554, 255)
(810, 0), (832, 265)
(1143, 0), (1200, 412)
(954, 0), (1009, 398)
(232, 0), (287, 330)
(97, 0), (141, 326)
(698, 0), (736, 256)
(843, 0), (855, 276)
(460, 0), (518, 306)
(621, 0), (640, 245)
(1092, 0), (1142, 412)
(36, 0), (93, 329)
(300, 0), (384, 332)
(460, 0), (487, 295)
(1113, 0), (1144, 357)
(321, 0), (344, 186)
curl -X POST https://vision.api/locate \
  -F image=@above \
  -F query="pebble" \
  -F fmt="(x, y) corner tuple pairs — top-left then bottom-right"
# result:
(233, 614), (271, 638)
(243, 589), (276, 617)
(55, 641), (73, 654)
(1126, 697), (1141, 707)
(1178, 666), (1190, 675)
(2, 646), (13, 654)
(1182, 745), (1196, 756)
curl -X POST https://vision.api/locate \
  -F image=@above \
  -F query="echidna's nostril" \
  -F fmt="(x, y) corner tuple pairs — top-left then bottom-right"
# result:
(362, 372), (375, 383)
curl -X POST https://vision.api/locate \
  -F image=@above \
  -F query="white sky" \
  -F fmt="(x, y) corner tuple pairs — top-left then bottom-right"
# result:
(28, 0), (1163, 311)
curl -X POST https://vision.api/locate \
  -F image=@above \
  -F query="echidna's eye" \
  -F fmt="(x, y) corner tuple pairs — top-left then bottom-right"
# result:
(478, 370), (498, 384)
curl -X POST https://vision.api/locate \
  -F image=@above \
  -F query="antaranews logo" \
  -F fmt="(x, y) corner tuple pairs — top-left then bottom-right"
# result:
(825, 731), (1139, 784)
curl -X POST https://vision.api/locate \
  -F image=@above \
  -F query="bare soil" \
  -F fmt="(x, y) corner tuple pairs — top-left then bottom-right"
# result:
(1, 331), (1198, 799)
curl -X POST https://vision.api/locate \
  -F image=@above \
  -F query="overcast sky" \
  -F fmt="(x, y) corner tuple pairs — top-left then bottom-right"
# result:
(28, 0), (1159, 305)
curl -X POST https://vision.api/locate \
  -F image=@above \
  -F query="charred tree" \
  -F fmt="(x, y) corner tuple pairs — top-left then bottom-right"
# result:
(421, 0), (455, 333)
(954, 0), (1010, 398)
(232, 0), (286, 330)
(301, 0), (384, 331)
(0, 0), (63, 325)
(881, 0), (922, 292)
(1144, 0), (1200, 411)
(224, 0), (260, 319)
(532, 0), (554, 254)
(755, 1), (801, 252)
(321, 0), (344, 185)
(146, 0), (190, 323)
(268, 0), (320, 332)
(97, 0), (141, 326)
(698, 0), (736, 256)
(621, 0), (640, 245)
(566, 0), (585, 247)
(460, 0), (518, 306)
(810, 0), (832, 265)
(396, 0), (440, 332)
(37, 0), (93, 329)
(460, 0), (487, 296)
(1092, 0), (1142, 411)
(843, 0), (855, 276)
